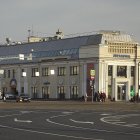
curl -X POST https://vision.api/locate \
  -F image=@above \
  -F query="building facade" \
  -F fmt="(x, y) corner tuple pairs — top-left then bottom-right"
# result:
(0, 30), (139, 101)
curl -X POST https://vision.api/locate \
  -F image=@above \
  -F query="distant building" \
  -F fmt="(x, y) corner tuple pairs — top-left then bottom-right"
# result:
(0, 30), (139, 101)
(28, 29), (64, 43)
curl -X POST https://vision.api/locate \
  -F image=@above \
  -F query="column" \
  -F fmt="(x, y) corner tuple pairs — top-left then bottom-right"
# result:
(104, 63), (108, 98)
(126, 81), (130, 101)
(135, 62), (138, 94)
(112, 65), (117, 100)
(50, 66), (57, 98)
(66, 63), (70, 99)
(16, 67), (21, 95)
(24, 68), (28, 95)
(82, 63), (87, 96)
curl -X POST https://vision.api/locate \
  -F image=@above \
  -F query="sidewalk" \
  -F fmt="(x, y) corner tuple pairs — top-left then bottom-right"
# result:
(0, 99), (140, 110)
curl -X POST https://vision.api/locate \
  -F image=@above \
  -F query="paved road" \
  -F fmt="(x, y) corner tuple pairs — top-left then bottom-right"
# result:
(0, 102), (140, 140)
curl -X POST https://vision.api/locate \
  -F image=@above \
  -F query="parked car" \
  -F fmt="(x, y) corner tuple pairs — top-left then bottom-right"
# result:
(5, 93), (16, 100)
(16, 95), (31, 102)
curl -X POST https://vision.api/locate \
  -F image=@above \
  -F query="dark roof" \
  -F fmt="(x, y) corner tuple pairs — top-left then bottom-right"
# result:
(0, 34), (102, 57)
(0, 34), (102, 64)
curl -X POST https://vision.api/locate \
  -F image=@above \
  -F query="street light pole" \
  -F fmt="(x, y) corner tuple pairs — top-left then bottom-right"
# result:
(90, 79), (94, 103)
(92, 79), (95, 103)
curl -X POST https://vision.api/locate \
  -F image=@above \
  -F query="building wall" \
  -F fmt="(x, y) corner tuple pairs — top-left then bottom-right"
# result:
(0, 32), (140, 101)
(1, 51), (138, 101)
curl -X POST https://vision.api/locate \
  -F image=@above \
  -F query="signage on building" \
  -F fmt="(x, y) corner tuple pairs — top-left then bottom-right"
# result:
(90, 70), (95, 80)
(113, 54), (130, 58)
(90, 70), (95, 76)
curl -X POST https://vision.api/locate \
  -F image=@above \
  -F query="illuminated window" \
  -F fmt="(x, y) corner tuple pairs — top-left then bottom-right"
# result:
(32, 68), (39, 77)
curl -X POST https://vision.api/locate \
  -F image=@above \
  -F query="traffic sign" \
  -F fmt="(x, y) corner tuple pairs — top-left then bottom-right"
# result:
(90, 70), (95, 76)
(90, 76), (95, 80)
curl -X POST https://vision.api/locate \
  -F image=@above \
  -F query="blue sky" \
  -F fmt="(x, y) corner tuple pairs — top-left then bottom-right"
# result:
(0, 0), (140, 43)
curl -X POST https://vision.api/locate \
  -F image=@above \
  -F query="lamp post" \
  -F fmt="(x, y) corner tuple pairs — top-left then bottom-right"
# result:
(90, 79), (95, 103)
(90, 69), (95, 103)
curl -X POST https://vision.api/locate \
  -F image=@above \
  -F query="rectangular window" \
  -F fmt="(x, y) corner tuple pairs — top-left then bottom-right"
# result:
(21, 87), (24, 94)
(8, 70), (10, 78)
(31, 87), (37, 98)
(108, 65), (113, 76)
(32, 68), (39, 77)
(70, 86), (78, 99)
(57, 86), (65, 99)
(131, 66), (135, 77)
(13, 69), (15, 78)
(42, 87), (49, 99)
(58, 67), (66, 76)
(21, 69), (25, 77)
(70, 66), (79, 75)
(42, 67), (49, 76)
(2, 87), (7, 95)
(3, 70), (6, 78)
(58, 86), (65, 93)
(117, 66), (127, 77)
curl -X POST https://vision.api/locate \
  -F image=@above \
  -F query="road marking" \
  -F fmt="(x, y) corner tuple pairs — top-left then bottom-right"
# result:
(113, 122), (126, 124)
(62, 111), (74, 114)
(0, 124), (104, 140)
(50, 114), (68, 119)
(20, 111), (32, 114)
(0, 114), (21, 118)
(46, 116), (140, 136)
(100, 114), (140, 128)
(14, 118), (32, 123)
(70, 119), (94, 125)
(124, 124), (139, 127)
(100, 113), (110, 116)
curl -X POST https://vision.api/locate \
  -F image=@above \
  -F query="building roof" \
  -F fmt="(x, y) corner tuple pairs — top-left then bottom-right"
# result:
(0, 35), (101, 56)
(0, 31), (137, 64)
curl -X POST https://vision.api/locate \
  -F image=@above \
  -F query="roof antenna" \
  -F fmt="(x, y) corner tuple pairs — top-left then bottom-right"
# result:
(28, 29), (31, 37)
(31, 25), (34, 36)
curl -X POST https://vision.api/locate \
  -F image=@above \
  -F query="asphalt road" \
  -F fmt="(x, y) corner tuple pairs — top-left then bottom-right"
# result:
(0, 101), (140, 140)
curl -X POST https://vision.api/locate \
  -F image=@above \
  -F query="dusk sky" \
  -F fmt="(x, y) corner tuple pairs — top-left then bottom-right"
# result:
(0, 0), (140, 43)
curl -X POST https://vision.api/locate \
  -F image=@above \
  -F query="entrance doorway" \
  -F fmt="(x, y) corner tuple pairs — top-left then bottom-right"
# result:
(117, 83), (126, 100)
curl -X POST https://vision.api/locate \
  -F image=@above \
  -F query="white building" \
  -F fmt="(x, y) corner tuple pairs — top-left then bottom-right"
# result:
(0, 30), (139, 101)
